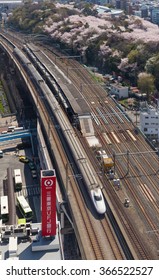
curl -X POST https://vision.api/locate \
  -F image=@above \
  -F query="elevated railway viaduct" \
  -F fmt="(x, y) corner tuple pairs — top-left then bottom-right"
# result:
(1, 32), (158, 259)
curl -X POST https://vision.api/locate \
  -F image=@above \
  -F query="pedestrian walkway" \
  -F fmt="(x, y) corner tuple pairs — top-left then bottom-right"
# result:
(0, 130), (31, 142)
(16, 185), (40, 198)
(33, 196), (41, 222)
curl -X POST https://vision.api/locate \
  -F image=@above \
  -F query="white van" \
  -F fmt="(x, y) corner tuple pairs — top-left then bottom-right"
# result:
(7, 126), (16, 132)
(14, 127), (24, 132)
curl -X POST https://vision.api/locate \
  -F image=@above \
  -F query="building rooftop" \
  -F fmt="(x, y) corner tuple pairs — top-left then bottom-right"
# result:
(0, 222), (63, 260)
(96, 5), (123, 16)
(111, 83), (128, 89)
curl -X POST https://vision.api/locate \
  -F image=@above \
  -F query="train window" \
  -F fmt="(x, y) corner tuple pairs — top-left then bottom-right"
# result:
(94, 194), (102, 201)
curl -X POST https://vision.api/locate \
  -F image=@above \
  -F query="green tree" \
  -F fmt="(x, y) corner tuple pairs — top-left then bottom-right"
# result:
(103, 55), (120, 73)
(85, 43), (99, 66)
(137, 72), (155, 101)
(145, 54), (159, 90)
(128, 49), (139, 64)
(82, 3), (98, 16)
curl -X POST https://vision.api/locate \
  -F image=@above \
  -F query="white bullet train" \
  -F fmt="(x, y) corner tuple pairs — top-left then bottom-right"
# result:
(90, 188), (106, 214)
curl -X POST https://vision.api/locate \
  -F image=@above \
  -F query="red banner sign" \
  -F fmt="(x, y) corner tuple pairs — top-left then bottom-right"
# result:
(41, 170), (56, 236)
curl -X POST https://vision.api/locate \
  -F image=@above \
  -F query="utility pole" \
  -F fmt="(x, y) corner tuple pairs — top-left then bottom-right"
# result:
(113, 151), (116, 175)
(127, 150), (130, 175)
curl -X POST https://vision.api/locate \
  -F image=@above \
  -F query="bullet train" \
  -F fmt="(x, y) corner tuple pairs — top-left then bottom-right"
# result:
(12, 46), (106, 215)
(90, 188), (106, 214)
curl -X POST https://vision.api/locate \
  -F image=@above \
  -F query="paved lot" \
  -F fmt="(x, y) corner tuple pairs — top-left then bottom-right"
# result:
(0, 143), (40, 222)
(0, 116), (17, 131)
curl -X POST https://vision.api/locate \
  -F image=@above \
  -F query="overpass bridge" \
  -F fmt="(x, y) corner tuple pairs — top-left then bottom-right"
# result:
(0, 129), (31, 142)
(0, 129), (36, 153)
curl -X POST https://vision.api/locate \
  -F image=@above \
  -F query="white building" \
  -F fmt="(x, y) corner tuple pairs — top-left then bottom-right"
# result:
(140, 101), (159, 139)
(110, 83), (129, 99)
(96, 5), (123, 16)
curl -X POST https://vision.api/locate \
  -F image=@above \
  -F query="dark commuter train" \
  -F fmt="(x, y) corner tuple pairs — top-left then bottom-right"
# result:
(22, 44), (73, 117)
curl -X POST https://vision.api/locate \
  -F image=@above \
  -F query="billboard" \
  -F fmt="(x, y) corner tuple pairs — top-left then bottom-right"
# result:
(41, 170), (56, 236)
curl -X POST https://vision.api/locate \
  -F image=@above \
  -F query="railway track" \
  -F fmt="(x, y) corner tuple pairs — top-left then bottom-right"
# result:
(28, 58), (124, 260)
(78, 129), (150, 259)
(26, 43), (159, 259)
(1, 34), (159, 258)
(95, 103), (159, 257)
(44, 49), (159, 259)
(0, 35), (125, 259)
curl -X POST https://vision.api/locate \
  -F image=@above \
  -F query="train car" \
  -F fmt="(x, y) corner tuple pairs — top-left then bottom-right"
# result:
(13, 47), (44, 97)
(97, 150), (114, 171)
(0, 33), (16, 49)
(13, 47), (31, 66)
(62, 131), (106, 214)
(90, 188), (106, 214)
(24, 44), (72, 115)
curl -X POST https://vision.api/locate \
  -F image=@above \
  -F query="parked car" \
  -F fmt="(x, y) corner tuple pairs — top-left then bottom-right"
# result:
(17, 142), (31, 149)
(19, 155), (29, 163)
(28, 161), (36, 170)
(31, 170), (37, 179)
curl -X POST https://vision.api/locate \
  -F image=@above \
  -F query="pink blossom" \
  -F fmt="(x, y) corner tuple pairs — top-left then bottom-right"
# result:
(122, 16), (159, 43)
(43, 4), (159, 55)
(99, 44), (112, 56)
